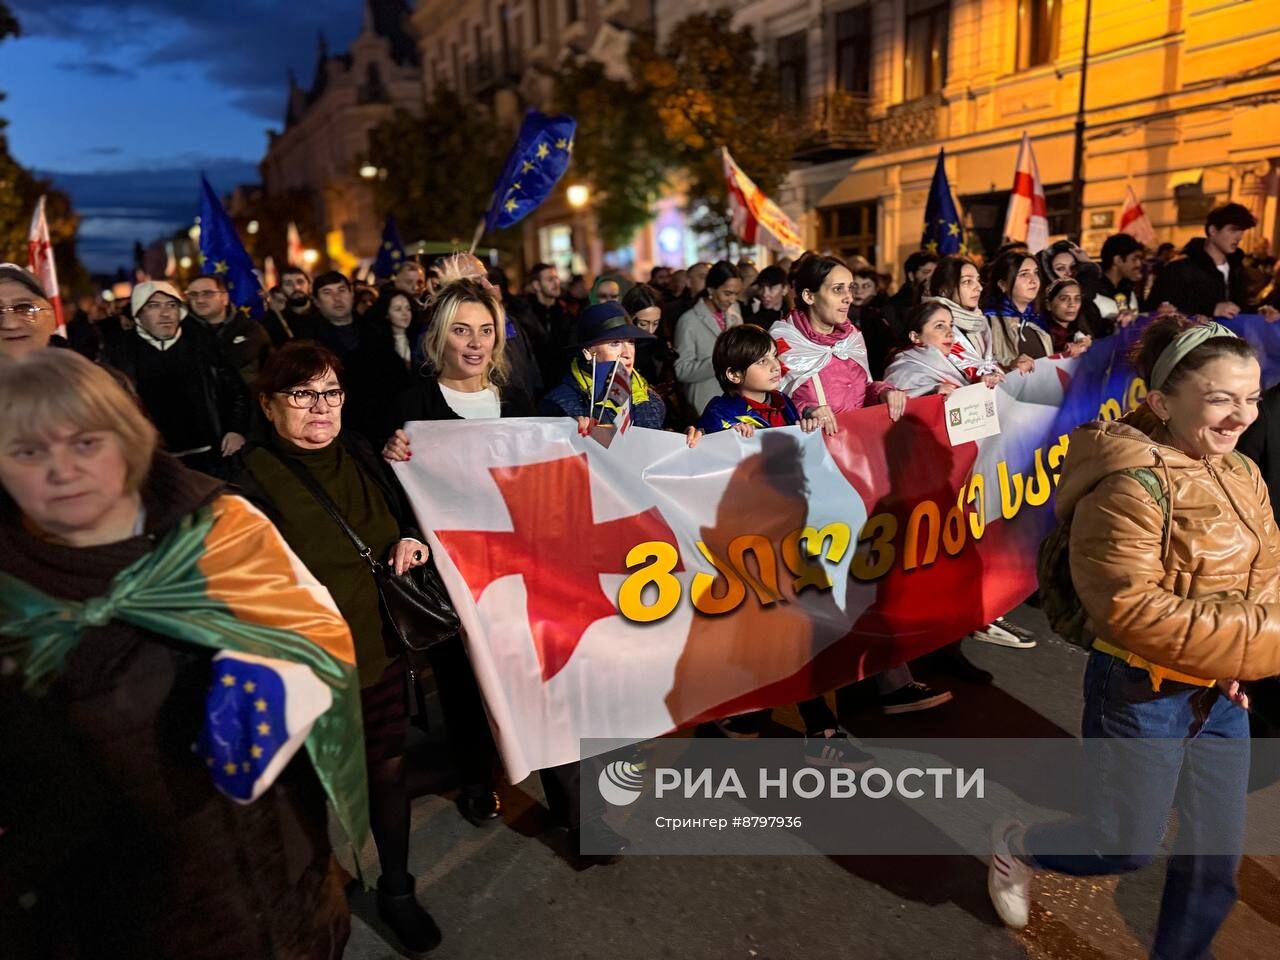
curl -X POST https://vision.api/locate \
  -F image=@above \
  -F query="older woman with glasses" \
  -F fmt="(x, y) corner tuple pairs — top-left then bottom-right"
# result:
(231, 341), (445, 957)
(0, 262), (58, 360)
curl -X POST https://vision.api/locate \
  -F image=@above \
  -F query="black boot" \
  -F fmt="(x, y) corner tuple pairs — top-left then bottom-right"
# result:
(376, 875), (442, 957)
(458, 785), (502, 826)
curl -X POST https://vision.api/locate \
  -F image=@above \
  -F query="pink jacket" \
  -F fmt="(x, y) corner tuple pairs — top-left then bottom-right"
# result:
(784, 312), (892, 415)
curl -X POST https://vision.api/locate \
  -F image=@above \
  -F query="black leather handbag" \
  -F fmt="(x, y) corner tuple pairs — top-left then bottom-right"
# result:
(265, 449), (461, 653)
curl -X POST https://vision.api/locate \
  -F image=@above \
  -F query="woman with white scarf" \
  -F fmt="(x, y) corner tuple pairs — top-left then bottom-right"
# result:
(925, 256), (1005, 387)
(771, 255), (952, 716)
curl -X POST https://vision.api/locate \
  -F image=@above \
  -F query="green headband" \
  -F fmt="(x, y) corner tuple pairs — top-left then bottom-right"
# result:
(1149, 322), (1239, 391)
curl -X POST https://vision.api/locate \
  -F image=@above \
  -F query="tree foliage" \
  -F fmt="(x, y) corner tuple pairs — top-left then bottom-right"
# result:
(0, 4), (85, 288)
(366, 87), (514, 255)
(552, 10), (791, 250)
(553, 59), (670, 250)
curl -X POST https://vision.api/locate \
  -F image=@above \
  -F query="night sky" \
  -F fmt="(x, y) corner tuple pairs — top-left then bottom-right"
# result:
(3, 0), (367, 271)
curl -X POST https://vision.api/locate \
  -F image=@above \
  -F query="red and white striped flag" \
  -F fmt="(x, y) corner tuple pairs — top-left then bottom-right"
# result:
(722, 147), (803, 255)
(1119, 185), (1156, 246)
(1002, 132), (1049, 253)
(286, 222), (305, 269)
(263, 255), (280, 291)
(27, 196), (66, 336)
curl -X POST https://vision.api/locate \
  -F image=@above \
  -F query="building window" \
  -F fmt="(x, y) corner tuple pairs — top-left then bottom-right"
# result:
(819, 201), (878, 263)
(904, 0), (949, 100)
(835, 6), (871, 95)
(777, 31), (808, 112)
(532, 0), (543, 44)
(1015, 0), (1061, 71)
(566, 0), (580, 24)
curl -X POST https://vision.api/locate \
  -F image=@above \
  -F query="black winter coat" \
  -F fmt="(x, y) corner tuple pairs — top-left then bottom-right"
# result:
(1148, 237), (1250, 318)
(101, 322), (251, 452)
(397, 370), (534, 432)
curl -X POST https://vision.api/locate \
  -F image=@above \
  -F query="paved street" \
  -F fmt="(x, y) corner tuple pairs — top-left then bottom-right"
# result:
(342, 606), (1280, 960)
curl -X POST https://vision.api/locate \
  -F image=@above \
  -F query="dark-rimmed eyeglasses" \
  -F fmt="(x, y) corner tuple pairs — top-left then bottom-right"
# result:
(0, 302), (49, 321)
(277, 388), (346, 409)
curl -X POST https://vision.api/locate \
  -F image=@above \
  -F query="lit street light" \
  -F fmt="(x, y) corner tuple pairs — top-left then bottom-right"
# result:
(247, 220), (260, 235)
(179, 256), (193, 269)
(359, 163), (379, 180)
(301, 248), (320, 268)
(566, 183), (590, 208)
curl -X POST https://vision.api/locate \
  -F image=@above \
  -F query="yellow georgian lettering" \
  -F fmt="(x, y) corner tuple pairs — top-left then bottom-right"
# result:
(617, 541), (682, 623)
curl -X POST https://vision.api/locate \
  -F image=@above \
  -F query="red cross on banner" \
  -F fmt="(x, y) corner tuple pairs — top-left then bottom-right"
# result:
(435, 454), (682, 682)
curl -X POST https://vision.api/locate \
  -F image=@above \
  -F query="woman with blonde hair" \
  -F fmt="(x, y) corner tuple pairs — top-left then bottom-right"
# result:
(0, 349), (361, 958)
(381, 277), (534, 461)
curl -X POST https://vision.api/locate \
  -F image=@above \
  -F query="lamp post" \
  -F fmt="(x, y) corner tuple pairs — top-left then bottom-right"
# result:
(1070, 0), (1095, 239)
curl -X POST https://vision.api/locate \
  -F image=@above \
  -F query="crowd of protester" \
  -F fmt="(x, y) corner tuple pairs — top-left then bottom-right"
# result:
(2, 199), (1280, 959)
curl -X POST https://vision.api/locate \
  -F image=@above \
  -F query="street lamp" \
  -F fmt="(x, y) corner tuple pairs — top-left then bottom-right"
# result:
(246, 219), (260, 235)
(188, 225), (201, 242)
(301, 248), (320, 268)
(359, 163), (379, 180)
(179, 256), (193, 270)
(566, 183), (590, 208)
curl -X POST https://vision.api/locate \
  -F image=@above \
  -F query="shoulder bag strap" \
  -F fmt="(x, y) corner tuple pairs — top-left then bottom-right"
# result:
(259, 445), (382, 574)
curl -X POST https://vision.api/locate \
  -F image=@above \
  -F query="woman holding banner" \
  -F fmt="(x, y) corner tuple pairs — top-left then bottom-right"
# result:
(772, 256), (956, 713)
(991, 316), (1280, 959)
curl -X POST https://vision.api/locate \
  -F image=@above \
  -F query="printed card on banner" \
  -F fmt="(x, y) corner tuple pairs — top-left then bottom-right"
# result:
(944, 382), (1001, 445)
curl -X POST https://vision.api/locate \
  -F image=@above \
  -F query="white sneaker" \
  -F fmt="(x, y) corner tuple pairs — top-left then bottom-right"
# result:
(989, 819), (1033, 929)
(973, 622), (1037, 649)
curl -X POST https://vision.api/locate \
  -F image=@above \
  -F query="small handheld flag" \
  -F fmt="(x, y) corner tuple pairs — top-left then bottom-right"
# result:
(602, 359), (634, 435)
(484, 110), (577, 234)
(922, 149), (964, 255)
(199, 176), (263, 320)
(373, 215), (405, 281)
(286, 222), (305, 269)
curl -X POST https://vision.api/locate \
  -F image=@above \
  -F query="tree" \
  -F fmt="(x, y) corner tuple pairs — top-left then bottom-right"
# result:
(551, 10), (792, 252)
(366, 88), (514, 256)
(553, 59), (670, 250)
(0, 4), (85, 288)
(633, 10), (791, 246)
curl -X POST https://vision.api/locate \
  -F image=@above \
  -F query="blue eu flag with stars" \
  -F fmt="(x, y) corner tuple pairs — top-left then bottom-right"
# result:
(484, 110), (577, 233)
(199, 175), (263, 320)
(372, 214), (405, 281)
(922, 149), (964, 256)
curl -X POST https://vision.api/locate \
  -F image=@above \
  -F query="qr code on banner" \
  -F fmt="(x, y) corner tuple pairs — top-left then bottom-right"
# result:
(984, 401), (995, 417)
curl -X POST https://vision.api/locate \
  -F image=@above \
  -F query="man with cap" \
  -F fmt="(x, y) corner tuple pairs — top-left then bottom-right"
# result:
(537, 301), (668, 429)
(185, 272), (272, 386)
(100, 280), (250, 478)
(0, 263), (58, 361)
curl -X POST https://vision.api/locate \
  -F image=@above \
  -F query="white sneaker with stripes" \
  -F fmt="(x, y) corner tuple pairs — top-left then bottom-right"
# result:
(988, 819), (1033, 929)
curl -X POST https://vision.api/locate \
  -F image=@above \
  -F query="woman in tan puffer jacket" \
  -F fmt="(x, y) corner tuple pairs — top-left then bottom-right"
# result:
(988, 315), (1280, 960)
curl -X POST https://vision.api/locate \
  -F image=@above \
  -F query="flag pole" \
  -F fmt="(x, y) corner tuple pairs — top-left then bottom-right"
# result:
(468, 220), (485, 256)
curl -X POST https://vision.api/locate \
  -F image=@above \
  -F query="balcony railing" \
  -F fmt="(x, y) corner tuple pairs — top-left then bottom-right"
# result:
(872, 92), (942, 152)
(791, 91), (877, 162)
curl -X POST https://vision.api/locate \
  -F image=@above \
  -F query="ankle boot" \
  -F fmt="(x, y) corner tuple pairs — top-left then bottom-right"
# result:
(376, 875), (442, 957)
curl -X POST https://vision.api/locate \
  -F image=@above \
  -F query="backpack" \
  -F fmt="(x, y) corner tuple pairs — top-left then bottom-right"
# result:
(1037, 467), (1170, 649)
(1038, 451), (1254, 648)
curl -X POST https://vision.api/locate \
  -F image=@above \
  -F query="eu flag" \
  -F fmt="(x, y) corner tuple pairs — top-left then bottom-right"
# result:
(484, 110), (577, 233)
(198, 175), (263, 320)
(922, 149), (964, 256)
(372, 214), (405, 281)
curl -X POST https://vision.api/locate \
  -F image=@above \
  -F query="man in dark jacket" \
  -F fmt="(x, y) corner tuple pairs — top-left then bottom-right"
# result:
(101, 281), (249, 478)
(884, 251), (937, 332)
(522, 261), (576, 387)
(186, 273), (272, 386)
(1149, 204), (1279, 320)
(269, 266), (319, 345)
(850, 267), (897, 380)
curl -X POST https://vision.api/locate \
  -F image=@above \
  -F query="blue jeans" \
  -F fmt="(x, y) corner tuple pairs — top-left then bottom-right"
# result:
(1023, 651), (1250, 960)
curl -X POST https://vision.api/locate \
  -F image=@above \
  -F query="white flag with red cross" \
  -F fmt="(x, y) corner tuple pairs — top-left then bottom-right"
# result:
(27, 196), (65, 337)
